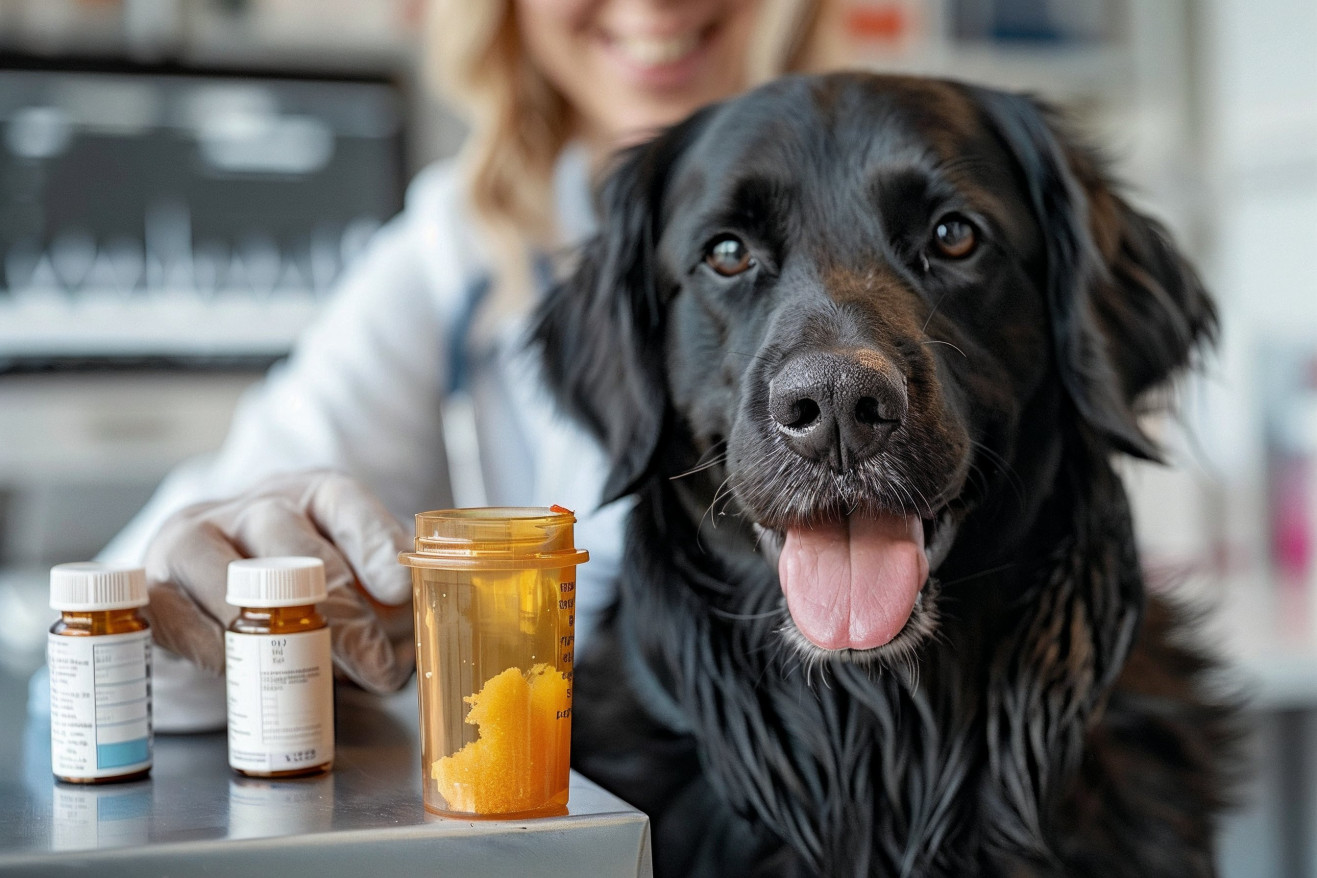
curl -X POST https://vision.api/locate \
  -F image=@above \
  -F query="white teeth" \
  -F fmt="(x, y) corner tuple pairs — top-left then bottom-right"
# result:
(613, 32), (700, 67)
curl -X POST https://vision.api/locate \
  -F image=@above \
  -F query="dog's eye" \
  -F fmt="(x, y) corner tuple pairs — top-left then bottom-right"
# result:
(704, 235), (754, 276)
(932, 215), (977, 259)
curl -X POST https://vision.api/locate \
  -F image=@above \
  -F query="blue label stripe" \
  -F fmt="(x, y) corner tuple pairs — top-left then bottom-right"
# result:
(97, 738), (149, 770)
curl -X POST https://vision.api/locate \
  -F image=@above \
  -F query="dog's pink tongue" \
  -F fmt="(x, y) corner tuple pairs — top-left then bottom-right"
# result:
(778, 515), (928, 651)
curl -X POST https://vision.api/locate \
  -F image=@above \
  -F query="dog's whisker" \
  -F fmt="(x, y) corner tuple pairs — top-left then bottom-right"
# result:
(919, 338), (967, 360)
(711, 607), (782, 622)
(963, 460), (989, 494)
(670, 441), (730, 482)
(886, 473), (922, 520)
(936, 561), (1017, 588)
(755, 627), (798, 686)
(967, 439), (1027, 508)
(695, 475), (738, 551)
(701, 474), (737, 532)
(724, 349), (776, 366)
(905, 659), (921, 693)
(670, 454), (728, 481)
(710, 478), (741, 522)
(919, 291), (949, 334)
(907, 480), (934, 518)
(897, 483), (919, 517)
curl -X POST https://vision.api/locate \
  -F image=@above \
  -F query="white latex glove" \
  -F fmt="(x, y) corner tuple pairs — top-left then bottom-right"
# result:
(143, 469), (415, 693)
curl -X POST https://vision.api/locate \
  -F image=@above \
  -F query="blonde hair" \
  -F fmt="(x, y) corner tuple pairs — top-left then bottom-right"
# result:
(425, 0), (846, 310)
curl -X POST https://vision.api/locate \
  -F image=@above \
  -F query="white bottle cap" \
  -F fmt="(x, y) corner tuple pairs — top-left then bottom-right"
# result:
(226, 557), (328, 608)
(50, 562), (148, 611)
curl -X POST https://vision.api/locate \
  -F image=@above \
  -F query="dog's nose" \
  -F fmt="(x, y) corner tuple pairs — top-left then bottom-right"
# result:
(768, 350), (907, 471)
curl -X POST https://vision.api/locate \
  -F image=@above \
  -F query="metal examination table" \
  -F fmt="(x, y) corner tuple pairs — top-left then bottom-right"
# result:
(0, 675), (653, 876)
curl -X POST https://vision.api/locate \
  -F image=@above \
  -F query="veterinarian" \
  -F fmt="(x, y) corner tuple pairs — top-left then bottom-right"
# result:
(95, 0), (847, 731)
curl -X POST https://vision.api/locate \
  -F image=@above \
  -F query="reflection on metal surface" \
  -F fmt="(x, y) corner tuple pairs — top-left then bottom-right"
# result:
(51, 781), (151, 852)
(228, 774), (335, 840)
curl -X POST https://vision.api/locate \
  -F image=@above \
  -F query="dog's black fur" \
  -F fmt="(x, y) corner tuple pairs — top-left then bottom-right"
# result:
(534, 74), (1237, 878)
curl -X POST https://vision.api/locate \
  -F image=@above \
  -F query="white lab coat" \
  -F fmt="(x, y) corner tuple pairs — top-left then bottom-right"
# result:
(99, 147), (628, 730)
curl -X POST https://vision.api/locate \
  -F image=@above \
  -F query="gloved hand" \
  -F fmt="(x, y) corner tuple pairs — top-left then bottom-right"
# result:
(143, 469), (415, 693)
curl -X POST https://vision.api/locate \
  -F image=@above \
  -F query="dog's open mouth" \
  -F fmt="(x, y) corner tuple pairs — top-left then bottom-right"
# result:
(755, 507), (957, 657)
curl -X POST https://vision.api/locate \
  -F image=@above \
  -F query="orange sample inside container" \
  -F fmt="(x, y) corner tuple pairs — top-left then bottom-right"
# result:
(401, 507), (586, 817)
(432, 663), (572, 814)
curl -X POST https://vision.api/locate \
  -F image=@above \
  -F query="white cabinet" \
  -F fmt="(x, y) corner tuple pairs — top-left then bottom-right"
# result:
(0, 372), (259, 564)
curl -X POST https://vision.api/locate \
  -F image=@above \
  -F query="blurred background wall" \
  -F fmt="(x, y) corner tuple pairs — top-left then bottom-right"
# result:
(1, 0), (1315, 874)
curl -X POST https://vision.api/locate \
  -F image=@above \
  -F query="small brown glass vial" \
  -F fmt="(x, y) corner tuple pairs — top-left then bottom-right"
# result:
(48, 563), (153, 784)
(225, 557), (334, 778)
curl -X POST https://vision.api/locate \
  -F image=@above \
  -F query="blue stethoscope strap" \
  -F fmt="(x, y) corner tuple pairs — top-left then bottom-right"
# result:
(444, 273), (490, 397)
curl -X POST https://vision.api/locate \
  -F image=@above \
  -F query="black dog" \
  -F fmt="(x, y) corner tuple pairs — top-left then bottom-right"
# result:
(535, 73), (1236, 878)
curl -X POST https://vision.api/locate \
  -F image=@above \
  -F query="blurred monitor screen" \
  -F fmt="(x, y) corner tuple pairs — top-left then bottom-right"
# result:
(0, 62), (407, 368)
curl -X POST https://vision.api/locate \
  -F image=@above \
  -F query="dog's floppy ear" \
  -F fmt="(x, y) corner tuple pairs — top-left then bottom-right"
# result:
(973, 88), (1217, 460)
(535, 111), (709, 504)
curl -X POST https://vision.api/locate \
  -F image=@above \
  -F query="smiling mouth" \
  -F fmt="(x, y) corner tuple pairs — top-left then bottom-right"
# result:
(608, 30), (704, 67)
(599, 23), (715, 79)
(753, 506), (957, 657)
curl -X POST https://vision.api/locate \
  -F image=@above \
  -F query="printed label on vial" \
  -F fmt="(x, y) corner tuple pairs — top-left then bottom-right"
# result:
(558, 579), (576, 668)
(48, 630), (153, 779)
(225, 628), (333, 773)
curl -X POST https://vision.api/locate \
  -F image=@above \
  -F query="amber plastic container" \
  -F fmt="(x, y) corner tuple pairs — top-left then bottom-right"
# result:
(398, 507), (587, 818)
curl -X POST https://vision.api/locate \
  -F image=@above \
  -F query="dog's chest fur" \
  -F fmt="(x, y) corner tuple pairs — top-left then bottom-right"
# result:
(575, 437), (1200, 878)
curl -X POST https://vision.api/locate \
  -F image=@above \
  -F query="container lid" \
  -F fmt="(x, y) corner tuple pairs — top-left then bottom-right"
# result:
(50, 562), (149, 611)
(226, 557), (328, 607)
(398, 506), (589, 571)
